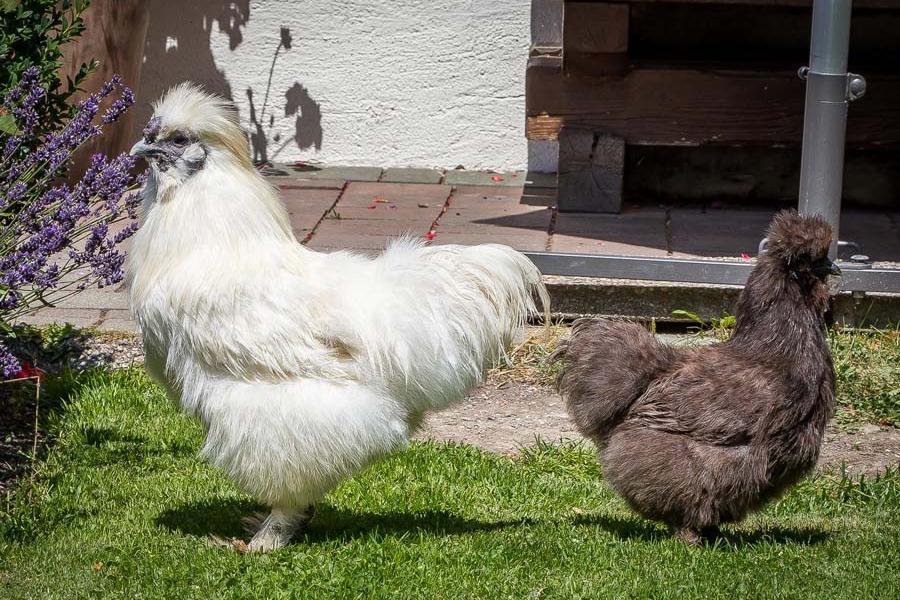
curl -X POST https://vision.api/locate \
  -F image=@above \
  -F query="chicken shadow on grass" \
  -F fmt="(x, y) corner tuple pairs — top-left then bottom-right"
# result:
(78, 426), (197, 459)
(157, 499), (530, 544)
(573, 514), (829, 549)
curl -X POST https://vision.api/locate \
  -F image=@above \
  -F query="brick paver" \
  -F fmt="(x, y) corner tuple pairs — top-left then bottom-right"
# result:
(307, 182), (448, 252)
(431, 186), (552, 251)
(380, 168), (443, 184)
(552, 208), (673, 257)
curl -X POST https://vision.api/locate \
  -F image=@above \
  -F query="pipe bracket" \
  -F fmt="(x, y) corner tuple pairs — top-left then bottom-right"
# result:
(847, 73), (867, 101)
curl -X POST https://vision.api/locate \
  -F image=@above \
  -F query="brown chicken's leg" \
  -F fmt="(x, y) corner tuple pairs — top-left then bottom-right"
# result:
(671, 524), (722, 546)
(244, 505), (316, 552)
(671, 525), (702, 546)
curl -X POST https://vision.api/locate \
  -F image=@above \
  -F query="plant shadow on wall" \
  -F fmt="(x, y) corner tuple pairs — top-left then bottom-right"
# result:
(138, 0), (250, 128)
(246, 26), (323, 166)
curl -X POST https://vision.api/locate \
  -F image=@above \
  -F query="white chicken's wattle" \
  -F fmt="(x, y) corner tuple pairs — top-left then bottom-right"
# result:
(126, 84), (548, 551)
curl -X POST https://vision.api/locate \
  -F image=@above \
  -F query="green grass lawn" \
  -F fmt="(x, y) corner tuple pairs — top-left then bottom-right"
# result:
(2, 368), (899, 599)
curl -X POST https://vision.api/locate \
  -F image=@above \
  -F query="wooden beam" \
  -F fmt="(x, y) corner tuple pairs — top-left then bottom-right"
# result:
(563, 2), (629, 76)
(526, 65), (900, 147)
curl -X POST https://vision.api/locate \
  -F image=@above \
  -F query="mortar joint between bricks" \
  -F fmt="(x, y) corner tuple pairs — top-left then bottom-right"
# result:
(300, 180), (351, 245)
(546, 205), (558, 252)
(426, 185), (457, 238)
(93, 309), (110, 329)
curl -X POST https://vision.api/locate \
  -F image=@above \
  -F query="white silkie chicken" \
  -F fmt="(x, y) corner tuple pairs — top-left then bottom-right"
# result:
(126, 84), (549, 551)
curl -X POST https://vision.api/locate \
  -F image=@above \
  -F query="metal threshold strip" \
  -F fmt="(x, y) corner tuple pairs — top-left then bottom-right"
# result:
(524, 252), (900, 294)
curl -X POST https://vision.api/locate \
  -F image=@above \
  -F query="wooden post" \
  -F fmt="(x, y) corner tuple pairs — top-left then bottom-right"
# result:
(557, 128), (624, 213)
(61, 0), (150, 175)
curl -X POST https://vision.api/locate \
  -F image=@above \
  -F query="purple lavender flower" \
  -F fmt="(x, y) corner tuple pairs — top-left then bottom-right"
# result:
(0, 343), (20, 379)
(1, 70), (146, 378)
(103, 87), (135, 124)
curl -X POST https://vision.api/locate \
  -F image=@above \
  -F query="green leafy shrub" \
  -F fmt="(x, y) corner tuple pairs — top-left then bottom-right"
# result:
(0, 0), (95, 138)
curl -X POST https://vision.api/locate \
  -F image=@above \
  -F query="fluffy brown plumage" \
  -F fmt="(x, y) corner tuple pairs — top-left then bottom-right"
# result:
(553, 210), (839, 544)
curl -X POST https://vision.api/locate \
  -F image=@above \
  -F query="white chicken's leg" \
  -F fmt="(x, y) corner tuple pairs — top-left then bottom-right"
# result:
(245, 505), (316, 552)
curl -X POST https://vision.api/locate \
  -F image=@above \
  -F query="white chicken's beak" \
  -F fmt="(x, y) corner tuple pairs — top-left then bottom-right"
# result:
(130, 140), (158, 157)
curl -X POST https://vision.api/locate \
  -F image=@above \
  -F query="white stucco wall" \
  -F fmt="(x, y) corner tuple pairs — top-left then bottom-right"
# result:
(138, 0), (550, 171)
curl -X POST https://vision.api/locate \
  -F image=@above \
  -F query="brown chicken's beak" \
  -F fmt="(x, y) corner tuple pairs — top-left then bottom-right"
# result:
(130, 140), (159, 157)
(812, 257), (842, 277)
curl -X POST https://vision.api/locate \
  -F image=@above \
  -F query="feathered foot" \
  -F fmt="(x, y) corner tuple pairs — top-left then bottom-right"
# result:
(670, 524), (721, 547)
(671, 525), (702, 547)
(242, 505), (316, 553)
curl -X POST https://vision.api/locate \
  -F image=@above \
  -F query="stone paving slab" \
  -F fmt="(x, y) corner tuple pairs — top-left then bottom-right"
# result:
(839, 209), (900, 261)
(41, 287), (130, 310)
(281, 187), (342, 239)
(443, 170), (527, 187)
(314, 217), (430, 236)
(95, 309), (137, 332)
(380, 168), (443, 184)
(432, 185), (552, 251)
(306, 182), (447, 252)
(551, 208), (672, 257)
(335, 181), (449, 210)
(668, 207), (773, 258)
(272, 178), (346, 190)
(298, 166), (384, 181)
(15, 308), (106, 329)
(308, 234), (395, 254)
(430, 232), (549, 251)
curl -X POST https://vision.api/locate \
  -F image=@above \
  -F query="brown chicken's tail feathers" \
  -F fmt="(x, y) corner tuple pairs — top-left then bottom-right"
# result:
(553, 318), (677, 443)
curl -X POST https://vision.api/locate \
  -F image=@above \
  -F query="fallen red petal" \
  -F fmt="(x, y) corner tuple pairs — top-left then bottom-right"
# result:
(741, 253), (751, 260)
(424, 231), (436, 240)
(374, 197), (389, 203)
(491, 175), (504, 182)
(15, 362), (45, 381)
(367, 205), (376, 209)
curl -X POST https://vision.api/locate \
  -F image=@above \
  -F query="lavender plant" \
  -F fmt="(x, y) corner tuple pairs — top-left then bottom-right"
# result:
(0, 67), (143, 378)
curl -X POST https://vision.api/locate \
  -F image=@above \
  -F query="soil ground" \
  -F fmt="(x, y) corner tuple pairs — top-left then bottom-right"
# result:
(418, 377), (900, 478)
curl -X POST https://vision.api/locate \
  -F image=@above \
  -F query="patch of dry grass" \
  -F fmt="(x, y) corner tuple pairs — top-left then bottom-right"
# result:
(491, 324), (567, 387)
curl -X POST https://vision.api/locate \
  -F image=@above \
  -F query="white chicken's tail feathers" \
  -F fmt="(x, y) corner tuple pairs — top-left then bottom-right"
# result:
(461, 242), (549, 324)
(368, 240), (549, 412)
(435, 242), (549, 365)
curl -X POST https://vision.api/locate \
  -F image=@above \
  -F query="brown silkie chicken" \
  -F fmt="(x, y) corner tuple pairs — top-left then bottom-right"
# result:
(553, 210), (840, 545)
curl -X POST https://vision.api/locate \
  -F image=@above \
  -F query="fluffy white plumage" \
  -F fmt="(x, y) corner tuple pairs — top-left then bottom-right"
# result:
(126, 84), (549, 551)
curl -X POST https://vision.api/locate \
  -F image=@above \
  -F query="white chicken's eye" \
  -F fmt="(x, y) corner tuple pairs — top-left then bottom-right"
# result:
(171, 134), (191, 147)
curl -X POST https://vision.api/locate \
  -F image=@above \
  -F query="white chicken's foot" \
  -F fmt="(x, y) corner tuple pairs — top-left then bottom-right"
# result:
(244, 505), (316, 552)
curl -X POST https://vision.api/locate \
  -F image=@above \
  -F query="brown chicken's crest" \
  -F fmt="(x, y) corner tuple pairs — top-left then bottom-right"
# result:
(763, 210), (833, 265)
